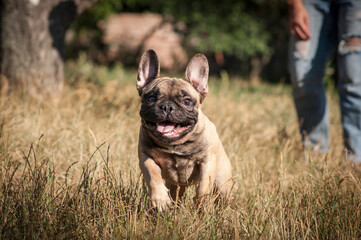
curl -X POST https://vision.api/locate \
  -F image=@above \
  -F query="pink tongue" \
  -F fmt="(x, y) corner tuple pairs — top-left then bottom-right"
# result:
(157, 123), (176, 133)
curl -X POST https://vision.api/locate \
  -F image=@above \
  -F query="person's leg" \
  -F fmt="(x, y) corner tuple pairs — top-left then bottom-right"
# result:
(337, 0), (361, 162)
(288, 0), (336, 152)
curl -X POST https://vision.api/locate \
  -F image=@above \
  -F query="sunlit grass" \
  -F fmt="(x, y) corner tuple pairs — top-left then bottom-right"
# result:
(0, 59), (360, 239)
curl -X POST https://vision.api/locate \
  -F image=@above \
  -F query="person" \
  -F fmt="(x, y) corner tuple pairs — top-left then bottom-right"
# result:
(287, 0), (361, 162)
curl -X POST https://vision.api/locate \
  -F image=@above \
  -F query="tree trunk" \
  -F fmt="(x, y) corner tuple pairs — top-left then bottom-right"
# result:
(0, 0), (96, 97)
(250, 55), (270, 86)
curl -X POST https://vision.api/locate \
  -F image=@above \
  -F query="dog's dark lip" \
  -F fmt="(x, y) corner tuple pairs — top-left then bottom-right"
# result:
(145, 120), (191, 127)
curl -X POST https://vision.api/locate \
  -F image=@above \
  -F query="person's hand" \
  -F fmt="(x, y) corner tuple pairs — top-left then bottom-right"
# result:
(288, 1), (311, 40)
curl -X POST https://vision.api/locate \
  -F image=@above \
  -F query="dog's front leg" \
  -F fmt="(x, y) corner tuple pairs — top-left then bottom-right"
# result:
(196, 159), (216, 202)
(139, 153), (171, 211)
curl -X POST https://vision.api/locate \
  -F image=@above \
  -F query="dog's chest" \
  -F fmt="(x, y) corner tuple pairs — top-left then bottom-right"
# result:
(161, 147), (207, 186)
(164, 156), (197, 185)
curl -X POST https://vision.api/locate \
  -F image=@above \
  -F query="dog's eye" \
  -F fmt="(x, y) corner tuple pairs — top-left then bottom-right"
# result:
(148, 95), (156, 103)
(183, 98), (192, 106)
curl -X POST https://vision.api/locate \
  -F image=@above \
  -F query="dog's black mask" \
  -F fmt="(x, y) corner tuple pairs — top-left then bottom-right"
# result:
(140, 81), (199, 143)
(137, 50), (209, 144)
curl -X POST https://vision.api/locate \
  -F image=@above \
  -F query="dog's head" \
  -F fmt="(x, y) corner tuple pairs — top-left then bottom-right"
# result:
(137, 50), (209, 144)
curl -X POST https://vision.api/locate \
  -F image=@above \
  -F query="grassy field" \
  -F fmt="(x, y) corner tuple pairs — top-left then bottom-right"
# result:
(1, 58), (361, 239)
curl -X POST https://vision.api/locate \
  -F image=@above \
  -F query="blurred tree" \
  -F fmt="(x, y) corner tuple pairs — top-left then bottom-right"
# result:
(158, 0), (278, 83)
(160, 0), (288, 83)
(0, 0), (97, 97)
(73, 0), (288, 81)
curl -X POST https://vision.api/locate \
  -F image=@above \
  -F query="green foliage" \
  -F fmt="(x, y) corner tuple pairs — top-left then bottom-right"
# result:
(73, 0), (288, 61)
(159, 0), (272, 58)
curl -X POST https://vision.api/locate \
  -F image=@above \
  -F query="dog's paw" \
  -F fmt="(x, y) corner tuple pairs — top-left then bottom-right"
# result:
(151, 189), (172, 212)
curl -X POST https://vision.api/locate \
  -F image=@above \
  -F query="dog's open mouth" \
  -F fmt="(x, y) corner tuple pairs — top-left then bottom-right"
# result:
(146, 121), (192, 139)
(156, 121), (191, 138)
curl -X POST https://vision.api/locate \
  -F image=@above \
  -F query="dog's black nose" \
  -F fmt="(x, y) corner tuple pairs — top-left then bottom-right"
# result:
(159, 101), (175, 115)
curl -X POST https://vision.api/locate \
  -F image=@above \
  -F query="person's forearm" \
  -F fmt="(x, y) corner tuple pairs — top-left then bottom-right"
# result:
(287, 0), (311, 40)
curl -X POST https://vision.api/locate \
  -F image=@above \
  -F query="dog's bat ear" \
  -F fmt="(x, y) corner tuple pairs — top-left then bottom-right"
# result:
(137, 50), (160, 93)
(185, 54), (209, 102)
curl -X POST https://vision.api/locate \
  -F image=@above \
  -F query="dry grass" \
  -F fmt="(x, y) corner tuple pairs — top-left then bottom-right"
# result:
(1, 59), (361, 239)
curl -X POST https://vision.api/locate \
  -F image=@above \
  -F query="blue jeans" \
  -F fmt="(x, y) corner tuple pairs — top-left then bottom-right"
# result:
(288, 0), (361, 162)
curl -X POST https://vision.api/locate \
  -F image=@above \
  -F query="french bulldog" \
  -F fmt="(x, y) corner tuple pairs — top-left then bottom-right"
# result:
(137, 50), (232, 211)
